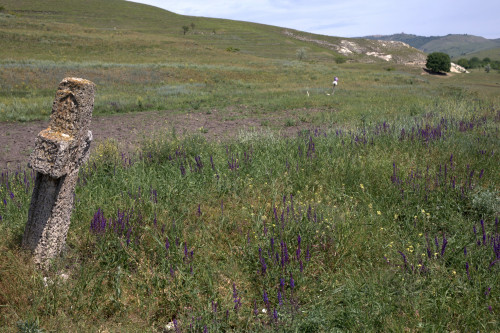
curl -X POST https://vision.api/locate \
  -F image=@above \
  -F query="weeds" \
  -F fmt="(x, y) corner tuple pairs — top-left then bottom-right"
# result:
(1, 102), (499, 331)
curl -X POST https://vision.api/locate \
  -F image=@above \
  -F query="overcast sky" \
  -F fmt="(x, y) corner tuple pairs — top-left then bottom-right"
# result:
(128, 0), (500, 39)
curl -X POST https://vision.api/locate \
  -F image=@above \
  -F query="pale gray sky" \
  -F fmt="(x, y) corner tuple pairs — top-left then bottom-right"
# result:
(128, 0), (500, 39)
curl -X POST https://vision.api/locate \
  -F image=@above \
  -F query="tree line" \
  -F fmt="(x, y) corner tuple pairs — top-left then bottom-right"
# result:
(456, 57), (500, 71)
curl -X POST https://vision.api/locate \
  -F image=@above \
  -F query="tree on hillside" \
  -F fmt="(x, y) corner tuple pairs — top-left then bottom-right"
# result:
(469, 57), (481, 68)
(457, 58), (470, 69)
(296, 48), (307, 61)
(182, 25), (189, 35)
(426, 52), (451, 73)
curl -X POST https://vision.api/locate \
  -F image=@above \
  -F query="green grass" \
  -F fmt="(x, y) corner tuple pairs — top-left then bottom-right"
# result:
(0, 0), (428, 123)
(1, 103), (499, 331)
(452, 47), (500, 62)
(1, 1), (500, 331)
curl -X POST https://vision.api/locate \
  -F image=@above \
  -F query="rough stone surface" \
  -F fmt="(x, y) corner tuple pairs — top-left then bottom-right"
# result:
(22, 77), (95, 268)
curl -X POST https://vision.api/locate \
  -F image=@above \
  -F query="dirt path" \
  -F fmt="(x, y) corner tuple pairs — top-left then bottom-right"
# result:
(0, 108), (324, 171)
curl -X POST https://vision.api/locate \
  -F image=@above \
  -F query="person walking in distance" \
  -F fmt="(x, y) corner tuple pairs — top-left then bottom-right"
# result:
(332, 76), (338, 95)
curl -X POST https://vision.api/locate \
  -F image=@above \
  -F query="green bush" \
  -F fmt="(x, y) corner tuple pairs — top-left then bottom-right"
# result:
(334, 55), (347, 64)
(426, 52), (451, 73)
(456, 58), (470, 69)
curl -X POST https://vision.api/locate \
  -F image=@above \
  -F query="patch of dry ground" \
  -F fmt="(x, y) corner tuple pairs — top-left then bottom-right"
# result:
(0, 107), (331, 170)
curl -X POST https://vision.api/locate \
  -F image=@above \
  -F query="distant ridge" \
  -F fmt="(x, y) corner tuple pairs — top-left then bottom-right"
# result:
(361, 33), (500, 58)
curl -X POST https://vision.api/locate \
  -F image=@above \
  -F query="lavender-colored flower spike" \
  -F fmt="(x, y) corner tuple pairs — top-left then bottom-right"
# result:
(263, 289), (269, 305)
(440, 234), (448, 257)
(399, 251), (407, 268)
(480, 219), (486, 245)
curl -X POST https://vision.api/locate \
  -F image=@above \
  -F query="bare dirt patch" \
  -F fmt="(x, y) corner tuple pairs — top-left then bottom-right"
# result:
(0, 107), (331, 171)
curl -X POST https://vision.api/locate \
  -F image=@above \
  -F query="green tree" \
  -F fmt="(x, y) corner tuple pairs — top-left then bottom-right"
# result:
(456, 58), (470, 69)
(190, 22), (195, 31)
(426, 52), (451, 73)
(182, 25), (189, 35)
(469, 57), (481, 68)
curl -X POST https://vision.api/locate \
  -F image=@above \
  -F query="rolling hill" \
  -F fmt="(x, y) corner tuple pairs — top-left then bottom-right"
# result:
(362, 33), (500, 58)
(0, 0), (426, 64)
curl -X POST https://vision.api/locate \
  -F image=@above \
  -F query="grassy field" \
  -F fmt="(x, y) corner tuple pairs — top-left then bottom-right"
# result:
(0, 0), (425, 123)
(452, 47), (500, 63)
(1, 1), (500, 332)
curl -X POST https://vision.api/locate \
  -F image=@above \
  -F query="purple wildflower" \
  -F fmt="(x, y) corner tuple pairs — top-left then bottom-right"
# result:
(210, 155), (215, 171)
(399, 251), (408, 268)
(481, 219), (486, 245)
(263, 289), (269, 306)
(232, 283), (241, 312)
(290, 273), (295, 290)
(441, 234), (448, 257)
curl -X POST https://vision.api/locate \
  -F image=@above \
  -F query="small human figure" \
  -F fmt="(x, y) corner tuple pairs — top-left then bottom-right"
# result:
(332, 77), (338, 95)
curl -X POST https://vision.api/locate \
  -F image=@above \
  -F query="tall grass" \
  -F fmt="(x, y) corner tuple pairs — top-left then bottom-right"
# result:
(1, 101), (498, 331)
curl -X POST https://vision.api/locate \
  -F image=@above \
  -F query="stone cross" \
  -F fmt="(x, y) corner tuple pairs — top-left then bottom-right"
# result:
(22, 77), (95, 268)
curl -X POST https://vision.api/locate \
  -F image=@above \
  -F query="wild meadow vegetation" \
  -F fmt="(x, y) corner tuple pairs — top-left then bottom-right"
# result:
(1, 0), (500, 332)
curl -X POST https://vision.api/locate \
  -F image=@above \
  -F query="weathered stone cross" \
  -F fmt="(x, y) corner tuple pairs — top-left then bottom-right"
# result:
(22, 77), (95, 268)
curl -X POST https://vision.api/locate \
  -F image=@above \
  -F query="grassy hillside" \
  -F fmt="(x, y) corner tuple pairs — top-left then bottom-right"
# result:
(453, 47), (500, 62)
(362, 33), (439, 49)
(364, 33), (500, 58)
(0, 0), (417, 64)
(0, 0), (428, 124)
(421, 35), (500, 58)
